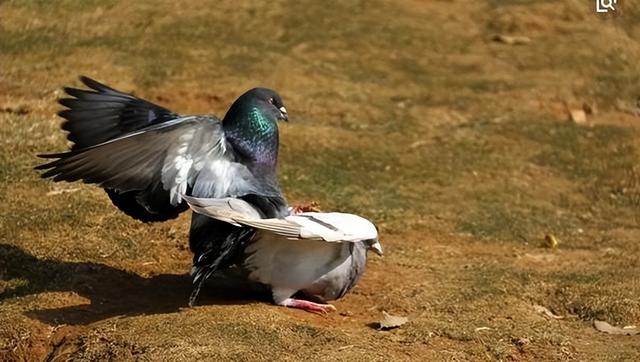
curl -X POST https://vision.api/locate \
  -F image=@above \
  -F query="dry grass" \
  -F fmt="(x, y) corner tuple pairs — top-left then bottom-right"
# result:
(2, 0), (640, 360)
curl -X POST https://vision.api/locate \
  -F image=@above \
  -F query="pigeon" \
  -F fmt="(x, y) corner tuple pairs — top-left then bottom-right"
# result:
(36, 76), (290, 303)
(183, 195), (383, 314)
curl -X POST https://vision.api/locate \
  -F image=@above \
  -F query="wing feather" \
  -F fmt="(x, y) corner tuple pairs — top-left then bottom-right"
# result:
(183, 196), (377, 243)
(37, 116), (257, 205)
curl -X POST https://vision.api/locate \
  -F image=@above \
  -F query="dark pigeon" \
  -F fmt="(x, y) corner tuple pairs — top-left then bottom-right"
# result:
(36, 76), (290, 304)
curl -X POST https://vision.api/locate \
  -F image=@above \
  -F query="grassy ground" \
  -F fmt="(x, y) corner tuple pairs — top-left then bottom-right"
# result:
(1, 0), (640, 360)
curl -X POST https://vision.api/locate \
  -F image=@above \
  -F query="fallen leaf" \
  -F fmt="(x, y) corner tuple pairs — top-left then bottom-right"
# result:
(379, 311), (408, 330)
(569, 109), (587, 124)
(594, 320), (640, 336)
(533, 304), (564, 319)
(492, 34), (531, 45)
(542, 234), (559, 249)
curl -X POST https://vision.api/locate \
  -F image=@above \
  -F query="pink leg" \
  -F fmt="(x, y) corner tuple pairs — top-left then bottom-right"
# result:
(279, 298), (336, 314)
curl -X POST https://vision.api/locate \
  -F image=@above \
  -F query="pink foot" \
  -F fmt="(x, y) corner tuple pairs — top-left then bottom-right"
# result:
(289, 201), (321, 215)
(279, 298), (336, 315)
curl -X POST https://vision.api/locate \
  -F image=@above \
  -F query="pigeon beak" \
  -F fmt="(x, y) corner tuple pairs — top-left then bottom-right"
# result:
(279, 106), (288, 122)
(370, 241), (383, 256)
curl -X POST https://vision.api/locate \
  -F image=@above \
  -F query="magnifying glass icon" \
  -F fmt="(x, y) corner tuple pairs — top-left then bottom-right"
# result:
(601, 0), (616, 11)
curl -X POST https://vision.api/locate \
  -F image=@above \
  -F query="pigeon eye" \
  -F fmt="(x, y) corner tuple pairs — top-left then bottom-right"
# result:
(268, 97), (274, 105)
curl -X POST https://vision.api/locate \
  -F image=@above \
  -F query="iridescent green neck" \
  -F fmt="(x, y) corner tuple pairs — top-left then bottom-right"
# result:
(224, 105), (279, 167)
(247, 106), (276, 135)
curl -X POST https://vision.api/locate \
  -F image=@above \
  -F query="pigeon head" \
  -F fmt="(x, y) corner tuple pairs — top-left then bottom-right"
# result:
(254, 88), (288, 122)
(365, 238), (383, 256)
(224, 87), (288, 126)
(223, 88), (288, 166)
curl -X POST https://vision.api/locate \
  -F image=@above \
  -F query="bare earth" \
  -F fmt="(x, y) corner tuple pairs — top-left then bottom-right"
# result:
(1, 1), (640, 361)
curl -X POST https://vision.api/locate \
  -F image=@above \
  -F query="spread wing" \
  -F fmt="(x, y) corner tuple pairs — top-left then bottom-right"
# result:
(36, 77), (279, 221)
(59, 76), (179, 150)
(37, 117), (269, 204)
(183, 196), (378, 243)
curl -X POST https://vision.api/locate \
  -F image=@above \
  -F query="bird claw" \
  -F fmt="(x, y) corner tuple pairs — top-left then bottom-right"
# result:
(289, 201), (321, 215)
(315, 303), (337, 316)
(279, 298), (336, 315)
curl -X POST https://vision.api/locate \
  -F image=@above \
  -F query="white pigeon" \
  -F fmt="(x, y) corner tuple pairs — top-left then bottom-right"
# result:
(183, 195), (382, 314)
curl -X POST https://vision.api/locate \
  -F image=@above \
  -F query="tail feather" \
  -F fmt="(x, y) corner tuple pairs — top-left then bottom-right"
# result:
(187, 215), (255, 306)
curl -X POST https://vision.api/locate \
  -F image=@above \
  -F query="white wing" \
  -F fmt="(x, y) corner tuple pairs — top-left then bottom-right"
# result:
(183, 196), (378, 243)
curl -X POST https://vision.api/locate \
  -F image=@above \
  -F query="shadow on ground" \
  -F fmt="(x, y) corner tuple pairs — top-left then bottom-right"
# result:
(0, 244), (269, 325)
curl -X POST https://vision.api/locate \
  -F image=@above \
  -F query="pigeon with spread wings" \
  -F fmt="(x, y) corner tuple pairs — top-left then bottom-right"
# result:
(183, 196), (382, 314)
(36, 77), (290, 303)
